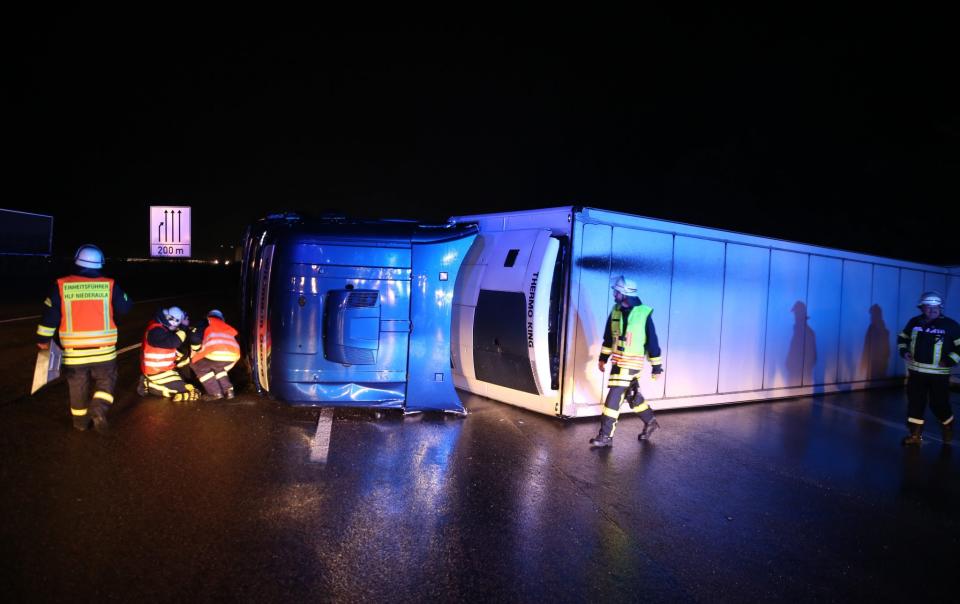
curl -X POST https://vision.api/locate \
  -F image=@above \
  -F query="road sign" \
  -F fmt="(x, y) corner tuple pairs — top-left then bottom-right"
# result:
(150, 206), (191, 258)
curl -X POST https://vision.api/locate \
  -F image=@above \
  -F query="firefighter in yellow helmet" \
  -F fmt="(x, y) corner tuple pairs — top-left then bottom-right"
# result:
(36, 244), (133, 432)
(897, 291), (960, 445)
(590, 276), (664, 447)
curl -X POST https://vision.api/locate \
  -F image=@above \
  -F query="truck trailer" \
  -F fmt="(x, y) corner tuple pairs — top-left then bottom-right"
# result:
(448, 207), (958, 417)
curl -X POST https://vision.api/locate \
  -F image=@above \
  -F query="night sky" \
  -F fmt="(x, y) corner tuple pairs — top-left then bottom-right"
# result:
(7, 11), (957, 264)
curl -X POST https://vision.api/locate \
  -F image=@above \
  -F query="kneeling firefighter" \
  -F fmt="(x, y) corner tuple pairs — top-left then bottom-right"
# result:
(138, 306), (201, 402)
(189, 309), (241, 401)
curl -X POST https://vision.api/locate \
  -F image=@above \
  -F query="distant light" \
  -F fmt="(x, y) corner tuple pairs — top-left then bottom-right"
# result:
(224, 260), (231, 266)
(213, 259), (220, 265)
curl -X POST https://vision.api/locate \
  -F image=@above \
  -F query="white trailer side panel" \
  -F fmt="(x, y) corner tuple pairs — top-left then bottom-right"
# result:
(838, 260), (873, 384)
(610, 226), (674, 402)
(806, 256), (843, 387)
(870, 265), (900, 380)
(718, 244), (769, 394)
(763, 250), (809, 390)
(948, 267), (960, 385)
(897, 270), (925, 350)
(664, 236), (724, 398)
(568, 222), (611, 414)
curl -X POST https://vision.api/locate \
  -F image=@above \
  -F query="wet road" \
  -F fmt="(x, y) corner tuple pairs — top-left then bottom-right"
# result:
(2, 315), (959, 601)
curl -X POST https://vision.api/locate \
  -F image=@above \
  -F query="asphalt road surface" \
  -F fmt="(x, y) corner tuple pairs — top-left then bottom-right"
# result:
(1, 296), (958, 601)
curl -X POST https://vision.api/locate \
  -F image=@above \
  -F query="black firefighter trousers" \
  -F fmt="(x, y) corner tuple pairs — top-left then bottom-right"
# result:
(65, 360), (117, 429)
(906, 370), (953, 430)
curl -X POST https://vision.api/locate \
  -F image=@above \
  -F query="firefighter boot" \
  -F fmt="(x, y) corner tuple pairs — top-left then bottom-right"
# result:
(224, 387), (235, 400)
(172, 389), (201, 403)
(72, 416), (91, 431)
(942, 420), (954, 445)
(136, 376), (148, 397)
(639, 418), (660, 441)
(589, 433), (614, 447)
(901, 424), (923, 446)
(590, 413), (617, 447)
(89, 403), (109, 434)
(202, 393), (224, 402)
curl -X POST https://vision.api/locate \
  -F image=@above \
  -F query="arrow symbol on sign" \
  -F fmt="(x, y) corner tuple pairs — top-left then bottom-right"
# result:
(158, 222), (164, 243)
(177, 210), (182, 242)
(164, 211), (169, 242)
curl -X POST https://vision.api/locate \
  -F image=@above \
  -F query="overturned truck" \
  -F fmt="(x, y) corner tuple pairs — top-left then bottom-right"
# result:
(242, 207), (959, 417)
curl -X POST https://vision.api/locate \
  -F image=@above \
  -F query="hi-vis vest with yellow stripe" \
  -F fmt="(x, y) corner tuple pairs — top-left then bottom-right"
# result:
(193, 317), (241, 363)
(57, 276), (118, 365)
(601, 304), (653, 370)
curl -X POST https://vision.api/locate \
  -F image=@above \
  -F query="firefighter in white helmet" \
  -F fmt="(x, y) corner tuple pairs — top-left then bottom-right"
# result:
(897, 291), (960, 445)
(36, 244), (133, 432)
(137, 306), (201, 402)
(590, 275), (664, 447)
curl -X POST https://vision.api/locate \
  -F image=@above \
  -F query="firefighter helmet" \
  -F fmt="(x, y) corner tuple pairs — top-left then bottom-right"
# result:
(162, 306), (186, 329)
(611, 275), (638, 296)
(74, 244), (104, 269)
(917, 291), (944, 308)
(207, 309), (224, 321)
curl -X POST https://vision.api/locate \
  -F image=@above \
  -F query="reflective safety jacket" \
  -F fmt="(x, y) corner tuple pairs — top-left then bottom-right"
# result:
(36, 269), (132, 366)
(600, 301), (662, 371)
(192, 317), (241, 363)
(898, 314), (960, 375)
(141, 320), (187, 375)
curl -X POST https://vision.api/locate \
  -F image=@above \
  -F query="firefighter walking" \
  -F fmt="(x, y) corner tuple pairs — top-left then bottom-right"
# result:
(36, 244), (133, 432)
(897, 291), (960, 445)
(138, 306), (201, 402)
(590, 276), (664, 447)
(189, 309), (241, 401)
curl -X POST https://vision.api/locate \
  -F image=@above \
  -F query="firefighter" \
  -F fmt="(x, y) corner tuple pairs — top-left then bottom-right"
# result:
(590, 276), (664, 447)
(174, 309), (197, 380)
(36, 244), (133, 432)
(897, 291), (960, 446)
(138, 306), (201, 402)
(189, 309), (241, 401)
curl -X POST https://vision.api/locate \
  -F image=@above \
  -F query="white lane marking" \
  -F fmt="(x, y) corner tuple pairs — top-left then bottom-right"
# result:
(117, 343), (142, 355)
(309, 407), (335, 463)
(0, 292), (216, 324)
(134, 294), (198, 305)
(0, 315), (41, 324)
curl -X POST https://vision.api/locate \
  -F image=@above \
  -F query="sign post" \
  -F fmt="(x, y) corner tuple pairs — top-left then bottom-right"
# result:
(150, 206), (192, 258)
